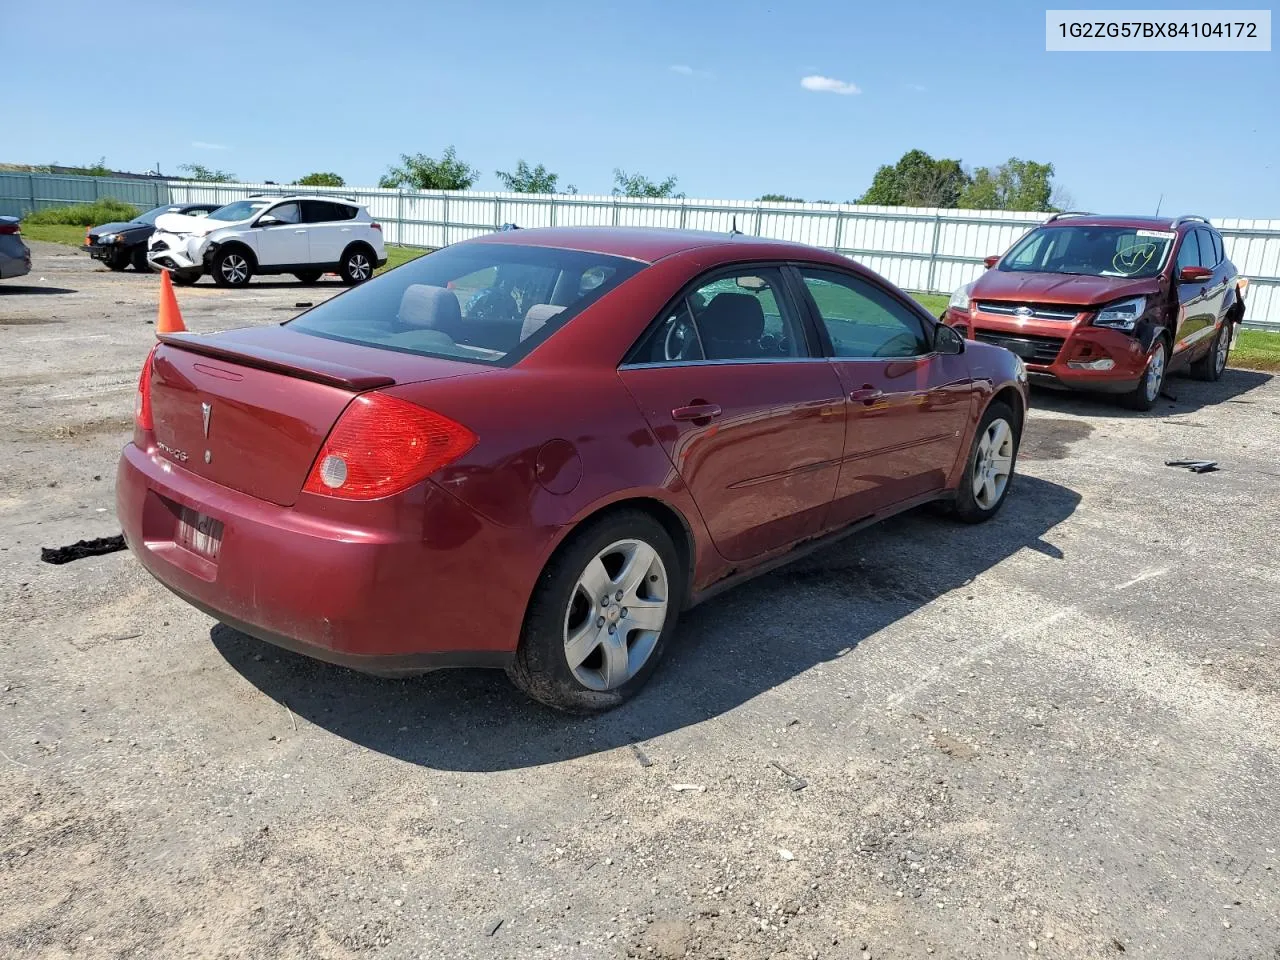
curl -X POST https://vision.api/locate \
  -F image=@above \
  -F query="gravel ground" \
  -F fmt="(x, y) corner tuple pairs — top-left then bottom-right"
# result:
(2, 241), (1278, 960)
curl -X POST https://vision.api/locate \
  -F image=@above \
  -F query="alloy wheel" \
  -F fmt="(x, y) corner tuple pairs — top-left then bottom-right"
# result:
(1144, 343), (1167, 403)
(221, 254), (249, 285)
(563, 538), (669, 691)
(1215, 327), (1229, 375)
(972, 418), (1014, 511)
(347, 253), (371, 281)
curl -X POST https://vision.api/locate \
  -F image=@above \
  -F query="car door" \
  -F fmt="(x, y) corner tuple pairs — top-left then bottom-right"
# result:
(791, 265), (974, 525)
(301, 200), (348, 266)
(1195, 227), (1230, 349)
(618, 266), (847, 562)
(1172, 229), (1213, 359)
(252, 201), (308, 266)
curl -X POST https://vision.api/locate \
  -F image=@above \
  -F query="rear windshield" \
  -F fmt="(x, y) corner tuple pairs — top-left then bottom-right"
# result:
(289, 243), (645, 365)
(1000, 224), (1175, 279)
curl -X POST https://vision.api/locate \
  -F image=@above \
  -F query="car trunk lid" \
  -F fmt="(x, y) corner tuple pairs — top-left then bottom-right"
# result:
(149, 326), (487, 506)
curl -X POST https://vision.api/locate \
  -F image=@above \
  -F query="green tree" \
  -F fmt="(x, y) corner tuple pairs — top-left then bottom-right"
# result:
(378, 147), (478, 190)
(294, 171), (345, 187)
(612, 169), (684, 198)
(757, 193), (804, 203)
(179, 162), (236, 183)
(495, 160), (576, 194)
(858, 149), (969, 207)
(958, 158), (1056, 211)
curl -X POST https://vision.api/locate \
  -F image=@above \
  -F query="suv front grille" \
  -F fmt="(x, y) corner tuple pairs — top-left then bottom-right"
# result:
(974, 331), (1065, 365)
(976, 301), (1080, 321)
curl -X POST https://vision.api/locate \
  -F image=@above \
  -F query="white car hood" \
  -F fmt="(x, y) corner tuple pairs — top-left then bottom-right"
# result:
(153, 212), (240, 236)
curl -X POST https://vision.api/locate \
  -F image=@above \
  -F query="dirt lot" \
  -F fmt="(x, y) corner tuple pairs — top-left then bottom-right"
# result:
(2, 241), (1279, 960)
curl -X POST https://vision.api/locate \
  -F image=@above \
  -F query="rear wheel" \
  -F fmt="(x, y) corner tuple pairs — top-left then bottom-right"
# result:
(1122, 337), (1168, 410)
(508, 510), (684, 713)
(293, 269), (323, 284)
(169, 269), (201, 286)
(1191, 323), (1230, 381)
(951, 401), (1019, 523)
(339, 246), (374, 285)
(212, 248), (253, 288)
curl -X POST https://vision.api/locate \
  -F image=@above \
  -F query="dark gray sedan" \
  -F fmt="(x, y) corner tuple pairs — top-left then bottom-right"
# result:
(84, 202), (221, 271)
(0, 217), (31, 281)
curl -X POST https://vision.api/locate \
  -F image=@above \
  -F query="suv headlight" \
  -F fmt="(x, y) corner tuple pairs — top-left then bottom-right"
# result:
(948, 281), (976, 311)
(1093, 296), (1146, 332)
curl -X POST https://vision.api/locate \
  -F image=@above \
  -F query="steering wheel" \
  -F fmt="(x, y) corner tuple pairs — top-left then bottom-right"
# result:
(664, 316), (699, 361)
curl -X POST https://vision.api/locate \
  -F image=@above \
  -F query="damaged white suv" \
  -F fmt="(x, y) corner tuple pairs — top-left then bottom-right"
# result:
(147, 196), (387, 287)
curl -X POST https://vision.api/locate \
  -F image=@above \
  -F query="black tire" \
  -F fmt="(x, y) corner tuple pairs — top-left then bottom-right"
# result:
(951, 400), (1020, 524)
(212, 247), (254, 288)
(339, 245), (375, 285)
(104, 249), (129, 271)
(507, 509), (685, 713)
(169, 269), (202, 286)
(1190, 323), (1230, 381)
(1121, 337), (1169, 411)
(293, 270), (323, 284)
(131, 246), (153, 272)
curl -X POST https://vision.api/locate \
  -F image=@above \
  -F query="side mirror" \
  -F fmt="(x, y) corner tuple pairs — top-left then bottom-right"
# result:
(934, 322), (965, 355)
(1179, 265), (1212, 283)
(983, 254), (1001, 269)
(257, 216), (283, 227)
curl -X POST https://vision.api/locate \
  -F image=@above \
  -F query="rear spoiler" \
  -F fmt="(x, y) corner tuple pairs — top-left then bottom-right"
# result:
(157, 332), (395, 391)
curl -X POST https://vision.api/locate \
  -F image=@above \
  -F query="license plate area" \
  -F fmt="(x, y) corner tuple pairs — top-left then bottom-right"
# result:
(176, 507), (224, 560)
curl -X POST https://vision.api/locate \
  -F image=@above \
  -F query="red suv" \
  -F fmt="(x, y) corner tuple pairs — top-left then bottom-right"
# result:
(943, 214), (1247, 410)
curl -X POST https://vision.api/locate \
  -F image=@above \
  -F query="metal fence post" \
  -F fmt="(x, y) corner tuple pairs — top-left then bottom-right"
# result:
(925, 213), (943, 292)
(549, 196), (557, 227)
(494, 197), (501, 229)
(612, 197), (620, 226)
(679, 200), (687, 230)
(833, 210), (845, 254)
(442, 193), (450, 247)
(754, 205), (763, 236)
(28, 173), (36, 212)
(397, 190), (405, 246)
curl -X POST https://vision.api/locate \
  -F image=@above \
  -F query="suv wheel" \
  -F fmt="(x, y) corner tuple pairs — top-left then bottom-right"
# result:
(212, 248), (253, 288)
(169, 269), (201, 286)
(1122, 338), (1168, 411)
(1191, 323), (1230, 381)
(507, 510), (684, 713)
(339, 247), (374, 285)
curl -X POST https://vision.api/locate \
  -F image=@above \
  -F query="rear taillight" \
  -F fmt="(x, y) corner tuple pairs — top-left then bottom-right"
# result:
(135, 344), (159, 432)
(302, 394), (476, 500)
(0, 222), (19, 236)
(370, 221), (382, 232)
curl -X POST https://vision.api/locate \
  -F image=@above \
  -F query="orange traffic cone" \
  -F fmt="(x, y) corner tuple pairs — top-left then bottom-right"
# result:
(156, 269), (186, 335)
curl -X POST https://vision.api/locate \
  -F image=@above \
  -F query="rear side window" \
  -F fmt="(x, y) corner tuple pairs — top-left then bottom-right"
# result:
(302, 200), (358, 223)
(1211, 231), (1224, 265)
(1176, 231), (1201, 271)
(1196, 228), (1219, 267)
(289, 243), (644, 365)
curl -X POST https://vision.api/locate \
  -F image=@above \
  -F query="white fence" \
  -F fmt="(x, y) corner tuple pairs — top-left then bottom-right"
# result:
(163, 180), (1280, 331)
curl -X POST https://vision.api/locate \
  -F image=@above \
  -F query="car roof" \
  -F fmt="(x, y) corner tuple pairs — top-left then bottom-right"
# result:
(1043, 214), (1210, 232)
(244, 194), (365, 208)
(467, 225), (850, 265)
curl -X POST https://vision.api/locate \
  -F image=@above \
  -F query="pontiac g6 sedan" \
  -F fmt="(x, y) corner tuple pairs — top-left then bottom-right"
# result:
(117, 227), (1028, 712)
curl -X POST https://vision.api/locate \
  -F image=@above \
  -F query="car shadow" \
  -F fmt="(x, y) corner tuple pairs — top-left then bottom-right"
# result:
(1030, 366), (1273, 418)
(0, 285), (78, 295)
(211, 475), (1081, 772)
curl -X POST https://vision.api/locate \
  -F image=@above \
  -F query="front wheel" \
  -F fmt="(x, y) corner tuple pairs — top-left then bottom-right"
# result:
(339, 247), (374, 285)
(1122, 338), (1168, 411)
(131, 247), (153, 272)
(293, 269), (323, 284)
(212, 248), (253, 288)
(104, 249), (129, 271)
(169, 269), (202, 286)
(951, 401), (1020, 523)
(507, 510), (684, 713)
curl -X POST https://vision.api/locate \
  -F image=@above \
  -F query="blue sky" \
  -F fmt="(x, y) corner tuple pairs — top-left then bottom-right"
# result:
(7, 1), (1276, 216)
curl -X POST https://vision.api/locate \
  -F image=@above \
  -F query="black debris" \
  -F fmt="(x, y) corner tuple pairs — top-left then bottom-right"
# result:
(1165, 459), (1219, 474)
(295, 302), (313, 308)
(40, 535), (126, 565)
(484, 918), (504, 936)
(629, 743), (653, 768)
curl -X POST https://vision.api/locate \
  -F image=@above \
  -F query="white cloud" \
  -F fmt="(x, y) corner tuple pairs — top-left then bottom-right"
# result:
(191, 140), (228, 150)
(906, 83), (927, 92)
(800, 75), (861, 95)
(670, 64), (694, 75)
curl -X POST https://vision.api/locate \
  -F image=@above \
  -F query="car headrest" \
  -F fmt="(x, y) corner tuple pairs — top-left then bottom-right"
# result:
(398, 284), (462, 331)
(699, 292), (765, 342)
(520, 303), (567, 342)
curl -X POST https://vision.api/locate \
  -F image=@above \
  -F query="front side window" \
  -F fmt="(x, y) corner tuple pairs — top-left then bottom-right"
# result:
(1176, 231), (1201, 272)
(289, 243), (643, 365)
(262, 202), (300, 225)
(799, 268), (930, 359)
(1002, 225), (1175, 279)
(631, 268), (806, 364)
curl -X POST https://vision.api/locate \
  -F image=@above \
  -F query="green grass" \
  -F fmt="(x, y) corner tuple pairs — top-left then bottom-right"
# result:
(908, 291), (949, 316)
(376, 245), (429, 274)
(22, 223), (89, 246)
(22, 198), (140, 227)
(1232, 329), (1280, 372)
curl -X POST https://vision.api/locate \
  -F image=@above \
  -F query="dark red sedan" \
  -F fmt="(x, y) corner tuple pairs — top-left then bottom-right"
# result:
(117, 227), (1028, 711)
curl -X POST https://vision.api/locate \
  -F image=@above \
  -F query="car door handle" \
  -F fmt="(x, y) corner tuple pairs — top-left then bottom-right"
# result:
(849, 385), (884, 404)
(294, 229), (307, 234)
(672, 403), (722, 422)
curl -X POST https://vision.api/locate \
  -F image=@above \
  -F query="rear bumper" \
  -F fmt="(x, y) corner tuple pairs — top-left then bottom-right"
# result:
(116, 442), (538, 673)
(944, 307), (1148, 394)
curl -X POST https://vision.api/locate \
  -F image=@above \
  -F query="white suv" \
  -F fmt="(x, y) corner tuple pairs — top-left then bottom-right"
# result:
(147, 196), (387, 287)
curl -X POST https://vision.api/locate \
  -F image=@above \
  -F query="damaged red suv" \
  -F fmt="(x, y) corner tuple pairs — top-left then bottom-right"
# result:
(943, 214), (1247, 410)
